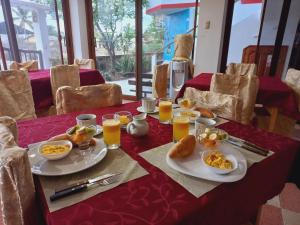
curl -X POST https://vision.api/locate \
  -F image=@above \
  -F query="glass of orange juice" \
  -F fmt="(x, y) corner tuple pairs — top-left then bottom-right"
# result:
(114, 111), (132, 129)
(159, 98), (173, 124)
(102, 114), (121, 150)
(173, 114), (189, 142)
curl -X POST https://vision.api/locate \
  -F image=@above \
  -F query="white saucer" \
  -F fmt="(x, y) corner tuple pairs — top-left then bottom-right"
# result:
(66, 125), (103, 137)
(137, 106), (159, 114)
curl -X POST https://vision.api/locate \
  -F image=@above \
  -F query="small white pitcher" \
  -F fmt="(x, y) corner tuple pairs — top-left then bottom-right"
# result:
(126, 113), (149, 137)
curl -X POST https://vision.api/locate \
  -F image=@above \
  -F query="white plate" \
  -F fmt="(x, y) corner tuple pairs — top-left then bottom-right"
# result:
(66, 125), (103, 136)
(137, 106), (159, 114)
(28, 139), (108, 176)
(166, 142), (247, 182)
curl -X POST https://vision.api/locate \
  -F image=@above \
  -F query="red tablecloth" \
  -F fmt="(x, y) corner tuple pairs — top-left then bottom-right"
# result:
(176, 73), (300, 120)
(18, 102), (300, 225)
(29, 69), (105, 110)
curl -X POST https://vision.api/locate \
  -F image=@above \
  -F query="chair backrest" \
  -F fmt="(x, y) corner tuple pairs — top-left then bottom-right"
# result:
(210, 73), (259, 124)
(152, 63), (169, 98)
(226, 63), (257, 76)
(74, 59), (95, 69)
(184, 87), (242, 122)
(0, 117), (36, 225)
(56, 83), (122, 115)
(0, 70), (37, 121)
(50, 65), (80, 105)
(9, 60), (39, 71)
(173, 34), (194, 60)
(284, 68), (300, 111)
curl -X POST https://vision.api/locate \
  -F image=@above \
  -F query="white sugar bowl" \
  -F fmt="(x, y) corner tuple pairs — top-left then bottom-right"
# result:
(126, 113), (149, 137)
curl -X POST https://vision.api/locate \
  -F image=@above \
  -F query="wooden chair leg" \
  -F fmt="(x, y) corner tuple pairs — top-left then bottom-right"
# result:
(267, 107), (279, 132)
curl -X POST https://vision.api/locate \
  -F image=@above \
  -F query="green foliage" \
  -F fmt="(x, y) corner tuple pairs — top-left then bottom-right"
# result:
(116, 55), (135, 74)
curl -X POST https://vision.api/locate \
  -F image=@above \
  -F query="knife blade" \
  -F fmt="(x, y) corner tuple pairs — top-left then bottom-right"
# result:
(55, 172), (121, 193)
(50, 174), (121, 201)
(226, 139), (268, 156)
(229, 136), (269, 155)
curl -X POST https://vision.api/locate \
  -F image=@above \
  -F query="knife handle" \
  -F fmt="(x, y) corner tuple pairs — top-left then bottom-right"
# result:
(50, 184), (87, 201)
(55, 180), (87, 193)
(242, 144), (268, 156)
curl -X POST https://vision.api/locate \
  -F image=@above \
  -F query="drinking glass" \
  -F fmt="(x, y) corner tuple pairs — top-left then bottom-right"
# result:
(102, 114), (121, 150)
(159, 98), (173, 124)
(173, 114), (189, 142)
(114, 111), (133, 129)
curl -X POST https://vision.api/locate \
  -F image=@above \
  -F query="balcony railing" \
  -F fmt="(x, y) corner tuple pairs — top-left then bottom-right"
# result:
(3, 47), (44, 69)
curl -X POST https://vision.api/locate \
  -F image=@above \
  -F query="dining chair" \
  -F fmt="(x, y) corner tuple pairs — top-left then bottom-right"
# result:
(284, 68), (300, 112)
(226, 63), (257, 76)
(184, 87), (242, 122)
(56, 83), (122, 115)
(152, 63), (169, 98)
(210, 73), (259, 125)
(0, 116), (18, 145)
(74, 58), (96, 69)
(0, 70), (37, 121)
(50, 65), (80, 105)
(0, 118), (38, 225)
(9, 60), (39, 71)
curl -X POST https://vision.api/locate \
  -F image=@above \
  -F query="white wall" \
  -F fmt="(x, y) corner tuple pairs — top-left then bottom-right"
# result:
(69, 0), (89, 59)
(193, 0), (227, 75)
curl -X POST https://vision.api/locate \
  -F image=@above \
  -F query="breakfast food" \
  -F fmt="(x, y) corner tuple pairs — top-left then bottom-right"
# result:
(41, 144), (70, 155)
(178, 98), (196, 109)
(119, 115), (130, 125)
(195, 107), (214, 118)
(169, 135), (196, 158)
(197, 128), (228, 148)
(204, 151), (233, 169)
(180, 111), (198, 119)
(67, 125), (96, 145)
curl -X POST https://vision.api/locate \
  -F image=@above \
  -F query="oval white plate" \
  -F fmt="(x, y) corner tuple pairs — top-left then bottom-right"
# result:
(28, 139), (107, 176)
(137, 106), (159, 114)
(166, 142), (247, 182)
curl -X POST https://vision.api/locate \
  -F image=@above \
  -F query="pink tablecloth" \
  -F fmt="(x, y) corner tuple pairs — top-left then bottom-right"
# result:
(176, 73), (300, 120)
(29, 69), (105, 110)
(18, 102), (300, 225)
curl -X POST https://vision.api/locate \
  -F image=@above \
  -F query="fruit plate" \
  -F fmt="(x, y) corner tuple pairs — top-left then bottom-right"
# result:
(28, 139), (107, 176)
(166, 142), (247, 182)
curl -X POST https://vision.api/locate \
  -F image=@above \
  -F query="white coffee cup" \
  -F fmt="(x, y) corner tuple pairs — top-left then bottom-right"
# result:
(76, 114), (97, 127)
(142, 97), (157, 112)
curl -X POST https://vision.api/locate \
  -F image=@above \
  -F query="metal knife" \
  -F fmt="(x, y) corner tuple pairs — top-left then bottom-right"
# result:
(226, 139), (268, 156)
(50, 174), (121, 201)
(55, 173), (122, 193)
(229, 136), (269, 155)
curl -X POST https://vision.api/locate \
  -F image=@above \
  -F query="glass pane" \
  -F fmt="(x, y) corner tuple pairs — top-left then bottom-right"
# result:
(227, 0), (263, 67)
(92, 0), (136, 96)
(0, 3), (11, 69)
(142, 0), (197, 97)
(9, 0), (68, 69)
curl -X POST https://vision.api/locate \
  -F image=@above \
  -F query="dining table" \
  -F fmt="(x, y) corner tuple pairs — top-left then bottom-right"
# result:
(176, 73), (300, 131)
(18, 101), (300, 225)
(28, 69), (105, 111)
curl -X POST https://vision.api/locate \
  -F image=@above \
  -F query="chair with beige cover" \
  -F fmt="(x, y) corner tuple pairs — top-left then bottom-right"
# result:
(210, 73), (259, 125)
(50, 65), (80, 104)
(74, 59), (96, 69)
(9, 60), (39, 71)
(226, 63), (257, 76)
(56, 83), (122, 115)
(284, 68), (300, 111)
(0, 116), (37, 225)
(184, 87), (242, 122)
(0, 70), (37, 120)
(152, 63), (169, 98)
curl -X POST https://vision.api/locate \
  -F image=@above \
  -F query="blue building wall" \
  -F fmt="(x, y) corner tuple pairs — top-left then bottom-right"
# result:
(163, 9), (190, 61)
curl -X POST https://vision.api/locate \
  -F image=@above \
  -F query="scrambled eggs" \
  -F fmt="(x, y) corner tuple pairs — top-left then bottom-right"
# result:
(41, 144), (70, 155)
(204, 151), (233, 169)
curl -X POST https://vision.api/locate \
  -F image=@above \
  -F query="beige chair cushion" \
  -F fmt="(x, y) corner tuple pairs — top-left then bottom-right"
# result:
(74, 59), (96, 69)
(0, 70), (37, 121)
(0, 123), (35, 225)
(152, 63), (169, 98)
(226, 63), (257, 76)
(50, 65), (80, 104)
(284, 68), (300, 112)
(9, 60), (39, 71)
(56, 84), (122, 115)
(184, 87), (242, 122)
(210, 73), (259, 124)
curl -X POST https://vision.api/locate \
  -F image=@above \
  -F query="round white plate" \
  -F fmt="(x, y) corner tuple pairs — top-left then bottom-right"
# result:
(137, 106), (159, 114)
(28, 139), (108, 176)
(66, 125), (103, 136)
(166, 142), (247, 182)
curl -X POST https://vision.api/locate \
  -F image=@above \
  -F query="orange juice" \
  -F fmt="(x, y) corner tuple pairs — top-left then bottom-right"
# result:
(173, 116), (189, 142)
(103, 119), (121, 147)
(159, 101), (172, 122)
(119, 115), (130, 125)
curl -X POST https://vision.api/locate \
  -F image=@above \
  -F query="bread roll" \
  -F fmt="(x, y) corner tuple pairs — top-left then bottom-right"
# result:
(169, 135), (196, 158)
(195, 107), (214, 118)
